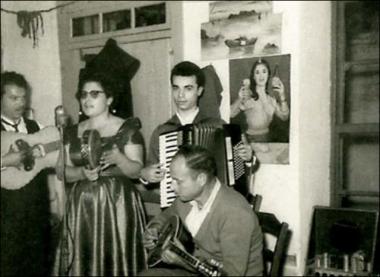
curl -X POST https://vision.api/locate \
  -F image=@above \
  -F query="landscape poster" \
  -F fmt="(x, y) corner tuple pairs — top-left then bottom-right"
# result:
(201, 1), (282, 61)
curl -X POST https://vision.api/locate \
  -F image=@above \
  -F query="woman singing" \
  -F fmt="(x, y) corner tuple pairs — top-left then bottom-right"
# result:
(53, 72), (147, 276)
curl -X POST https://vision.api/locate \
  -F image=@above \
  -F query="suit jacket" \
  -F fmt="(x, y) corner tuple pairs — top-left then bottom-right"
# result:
(147, 183), (264, 276)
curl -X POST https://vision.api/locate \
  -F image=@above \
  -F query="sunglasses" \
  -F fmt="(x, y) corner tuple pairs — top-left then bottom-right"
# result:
(77, 90), (105, 99)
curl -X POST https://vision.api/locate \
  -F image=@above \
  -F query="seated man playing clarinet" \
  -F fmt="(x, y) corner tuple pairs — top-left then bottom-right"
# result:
(139, 145), (264, 276)
(140, 61), (253, 199)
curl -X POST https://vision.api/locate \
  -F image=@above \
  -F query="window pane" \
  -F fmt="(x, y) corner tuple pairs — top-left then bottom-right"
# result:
(135, 3), (166, 28)
(103, 9), (131, 32)
(343, 136), (379, 193)
(344, 65), (379, 124)
(345, 2), (379, 61)
(72, 15), (99, 37)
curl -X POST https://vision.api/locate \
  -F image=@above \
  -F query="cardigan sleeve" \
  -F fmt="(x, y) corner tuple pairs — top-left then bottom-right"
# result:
(219, 208), (263, 276)
(146, 200), (180, 230)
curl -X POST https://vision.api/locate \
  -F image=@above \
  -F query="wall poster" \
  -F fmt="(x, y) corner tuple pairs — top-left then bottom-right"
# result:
(229, 54), (291, 164)
(201, 1), (282, 61)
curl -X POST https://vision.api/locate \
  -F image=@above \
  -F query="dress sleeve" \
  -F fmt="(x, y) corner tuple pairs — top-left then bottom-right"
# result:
(111, 118), (143, 149)
(129, 130), (144, 145)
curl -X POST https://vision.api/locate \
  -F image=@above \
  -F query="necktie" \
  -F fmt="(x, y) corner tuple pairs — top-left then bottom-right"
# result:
(1, 118), (20, 132)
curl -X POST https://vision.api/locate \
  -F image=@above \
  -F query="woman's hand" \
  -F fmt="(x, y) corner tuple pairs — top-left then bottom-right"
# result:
(81, 166), (100, 181)
(238, 85), (252, 101)
(272, 76), (286, 100)
(140, 163), (167, 183)
(100, 144), (124, 169)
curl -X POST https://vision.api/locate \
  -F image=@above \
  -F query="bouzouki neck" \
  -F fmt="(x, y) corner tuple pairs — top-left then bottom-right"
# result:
(168, 241), (221, 277)
(41, 140), (61, 154)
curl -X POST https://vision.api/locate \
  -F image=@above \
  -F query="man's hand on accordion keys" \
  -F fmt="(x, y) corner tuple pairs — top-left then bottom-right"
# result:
(140, 163), (167, 184)
(236, 134), (254, 163)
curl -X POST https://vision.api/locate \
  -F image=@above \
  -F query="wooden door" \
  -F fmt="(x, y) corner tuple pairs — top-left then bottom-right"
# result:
(60, 38), (172, 150)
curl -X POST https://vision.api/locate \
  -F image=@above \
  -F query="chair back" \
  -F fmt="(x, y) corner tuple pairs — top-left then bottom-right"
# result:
(257, 212), (290, 277)
(247, 193), (263, 212)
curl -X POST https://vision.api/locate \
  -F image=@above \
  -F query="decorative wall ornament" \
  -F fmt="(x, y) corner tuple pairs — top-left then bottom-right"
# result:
(1, 1), (75, 47)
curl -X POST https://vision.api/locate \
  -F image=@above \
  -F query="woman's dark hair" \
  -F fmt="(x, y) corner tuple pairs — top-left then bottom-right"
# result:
(249, 59), (271, 101)
(173, 144), (217, 181)
(76, 71), (116, 100)
(1, 71), (30, 98)
(170, 61), (205, 88)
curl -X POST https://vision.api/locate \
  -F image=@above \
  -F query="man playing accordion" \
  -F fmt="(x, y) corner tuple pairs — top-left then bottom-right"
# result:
(139, 61), (254, 205)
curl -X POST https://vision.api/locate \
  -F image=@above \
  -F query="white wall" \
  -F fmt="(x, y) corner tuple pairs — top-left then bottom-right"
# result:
(1, 1), (64, 217)
(1, 1), (62, 126)
(175, 1), (332, 275)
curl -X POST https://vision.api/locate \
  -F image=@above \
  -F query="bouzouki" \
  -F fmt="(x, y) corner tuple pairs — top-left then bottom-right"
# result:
(1, 126), (60, 190)
(1, 126), (101, 190)
(148, 215), (224, 277)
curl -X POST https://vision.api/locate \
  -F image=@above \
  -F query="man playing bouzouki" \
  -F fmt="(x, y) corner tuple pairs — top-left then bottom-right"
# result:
(139, 145), (264, 276)
(1, 71), (52, 276)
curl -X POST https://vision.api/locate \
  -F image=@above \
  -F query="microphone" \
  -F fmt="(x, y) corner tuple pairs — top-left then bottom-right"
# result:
(54, 105), (68, 186)
(55, 105), (68, 128)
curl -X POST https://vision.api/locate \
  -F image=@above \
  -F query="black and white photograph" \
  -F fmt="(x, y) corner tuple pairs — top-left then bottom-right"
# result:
(1, 1), (379, 277)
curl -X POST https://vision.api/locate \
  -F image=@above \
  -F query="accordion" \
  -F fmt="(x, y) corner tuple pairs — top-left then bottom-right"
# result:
(159, 123), (249, 208)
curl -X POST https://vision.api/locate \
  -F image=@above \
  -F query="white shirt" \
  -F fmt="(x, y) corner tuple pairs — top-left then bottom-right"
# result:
(185, 178), (221, 237)
(1, 114), (43, 133)
(176, 107), (199, 126)
(1, 115), (28, 133)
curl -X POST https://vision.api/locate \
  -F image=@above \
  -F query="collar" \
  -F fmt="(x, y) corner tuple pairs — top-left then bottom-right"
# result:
(1, 114), (23, 126)
(167, 108), (223, 126)
(176, 107), (199, 125)
(190, 178), (221, 210)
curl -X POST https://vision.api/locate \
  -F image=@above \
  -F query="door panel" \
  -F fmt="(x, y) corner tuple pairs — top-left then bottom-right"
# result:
(62, 38), (172, 148)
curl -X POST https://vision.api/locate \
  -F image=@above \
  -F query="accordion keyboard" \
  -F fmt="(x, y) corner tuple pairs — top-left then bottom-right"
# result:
(159, 131), (181, 208)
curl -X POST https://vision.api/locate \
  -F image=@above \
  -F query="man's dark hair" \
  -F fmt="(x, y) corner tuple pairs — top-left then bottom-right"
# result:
(174, 144), (217, 181)
(170, 61), (205, 88)
(1, 71), (30, 98)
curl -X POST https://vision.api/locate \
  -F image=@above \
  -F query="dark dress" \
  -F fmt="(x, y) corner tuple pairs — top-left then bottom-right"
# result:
(53, 120), (147, 276)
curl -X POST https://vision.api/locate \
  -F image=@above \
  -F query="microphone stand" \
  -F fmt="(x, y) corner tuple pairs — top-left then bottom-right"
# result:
(57, 120), (71, 273)
(58, 124), (66, 189)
